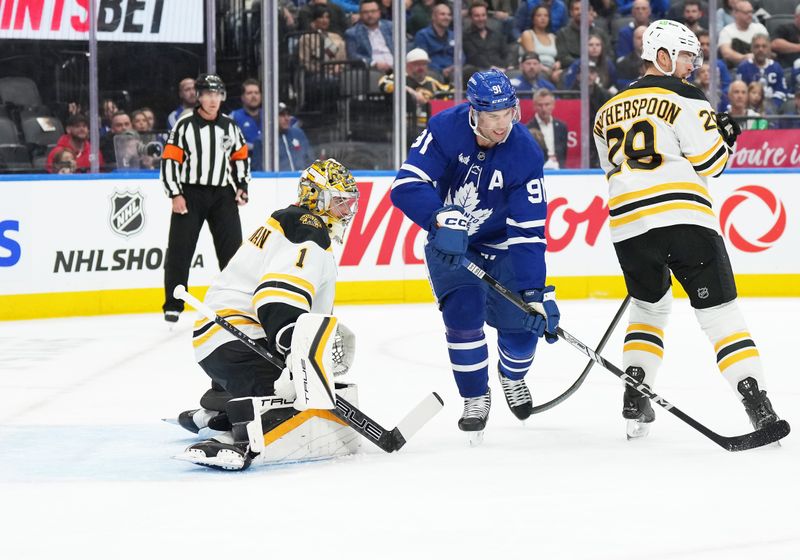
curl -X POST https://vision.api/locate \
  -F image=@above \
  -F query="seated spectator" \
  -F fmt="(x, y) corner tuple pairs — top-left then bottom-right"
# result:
(616, 0), (652, 60)
(299, 5), (347, 73)
(414, 2), (455, 79)
(770, 5), (800, 71)
(696, 30), (732, 93)
(526, 88), (568, 168)
(231, 79), (264, 171)
(518, 5), (562, 80)
(679, 0), (706, 34)
(747, 81), (777, 127)
(563, 34), (617, 93)
(99, 98), (118, 137)
(616, 25), (646, 90)
(483, 0), (516, 43)
(718, 1), (768, 68)
(131, 109), (151, 133)
(514, 0), (567, 40)
(693, 63), (729, 111)
(140, 107), (156, 131)
(724, 79), (768, 129)
(50, 148), (76, 174)
(46, 114), (103, 173)
(167, 77), (197, 129)
(617, 0), (667, 18)
(408, 0), (435, 37)
(509, 52), (557, 92)
(378, 48), (451, 136)
(345, 0), (394, 72)
(100, 111), (133, 169)
(736, 34), (788, 111)
(792, 61), (800, 93)
(298, 0), (349, 35)
(716, 0), (736, 31)
(463, 1), (510, 71)
(779, 83), (800, 129)
(279, 103), (314, 172)
(555, 0), (611, 70)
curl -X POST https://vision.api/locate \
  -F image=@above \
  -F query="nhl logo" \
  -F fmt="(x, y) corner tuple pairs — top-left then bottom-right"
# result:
(697, 287), (709, 299)
(109, 191), (145, 237)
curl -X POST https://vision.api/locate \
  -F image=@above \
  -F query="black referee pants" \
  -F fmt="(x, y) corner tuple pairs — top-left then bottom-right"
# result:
(163, 185), (243, 313)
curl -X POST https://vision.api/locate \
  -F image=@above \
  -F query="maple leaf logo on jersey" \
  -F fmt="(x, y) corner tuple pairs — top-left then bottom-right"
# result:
(445, 182), (493, 235)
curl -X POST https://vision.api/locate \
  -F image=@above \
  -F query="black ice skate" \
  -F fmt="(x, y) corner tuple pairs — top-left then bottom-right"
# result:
(622, 366), (655, 440)
(738, 377), (779, 430)
(174, 436), (254, 471)
(164, 310), (181, 323)
(498, 369), (533, 421)
(458, 388), (491, 446)
(175, 408), (230, 434)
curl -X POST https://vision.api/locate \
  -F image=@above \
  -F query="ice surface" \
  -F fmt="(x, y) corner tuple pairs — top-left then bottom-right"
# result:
(1, 299), (797, 559)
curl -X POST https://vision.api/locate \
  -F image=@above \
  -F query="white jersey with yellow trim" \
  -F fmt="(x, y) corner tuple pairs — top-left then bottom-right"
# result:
(593, 75), (732, 243)
(193, 205), (337, 362)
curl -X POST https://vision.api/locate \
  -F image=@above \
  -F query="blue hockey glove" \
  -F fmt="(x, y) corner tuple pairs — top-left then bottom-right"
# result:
(428, 205), (469, 270)
(521, 286), (560, 343)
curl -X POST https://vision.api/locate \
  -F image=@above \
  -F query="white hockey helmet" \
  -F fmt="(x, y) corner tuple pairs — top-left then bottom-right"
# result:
(641, 20), (702, 76)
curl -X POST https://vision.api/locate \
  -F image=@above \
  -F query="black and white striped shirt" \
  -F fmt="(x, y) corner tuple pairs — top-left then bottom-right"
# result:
(160, 110), (250, 197)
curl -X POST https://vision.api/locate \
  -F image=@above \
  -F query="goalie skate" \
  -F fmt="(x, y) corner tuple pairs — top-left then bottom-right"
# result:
(173, 436), (253, 471)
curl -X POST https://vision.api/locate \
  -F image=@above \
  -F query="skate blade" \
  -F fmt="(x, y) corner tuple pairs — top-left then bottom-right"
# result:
(173, 449), (246, 471)
(467, 431), (485, 447)
(626, 419), (651, 440)
(161, 418), (180, 426)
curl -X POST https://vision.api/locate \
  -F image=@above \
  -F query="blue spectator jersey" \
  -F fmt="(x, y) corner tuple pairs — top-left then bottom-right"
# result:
(414, 26), (455, 72)
(510, 74), (556, 93)
(231, 108), (263, 171)
(736, 59), (789, 108)
(279, 127), (314, 172)
(390, 103), (548, 289)
(514, 0), (567, 38)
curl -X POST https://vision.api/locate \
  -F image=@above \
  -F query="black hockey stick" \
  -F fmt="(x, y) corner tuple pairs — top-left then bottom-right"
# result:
(532, 295), (630, 415)
(462, 259), (790, 451)
(174, 286), (443, 453)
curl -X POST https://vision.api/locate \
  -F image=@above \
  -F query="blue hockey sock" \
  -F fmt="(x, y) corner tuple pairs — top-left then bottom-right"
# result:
(497, 331), (536, 381)
(446, 327), (489, 398)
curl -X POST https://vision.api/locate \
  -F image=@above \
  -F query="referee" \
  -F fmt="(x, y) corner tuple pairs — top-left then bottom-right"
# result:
(161, 74), (251, 322)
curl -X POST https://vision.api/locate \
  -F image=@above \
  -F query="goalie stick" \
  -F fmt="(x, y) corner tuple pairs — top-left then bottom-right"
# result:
(462, 259), (790, 452)
(174, 286), (443, 453)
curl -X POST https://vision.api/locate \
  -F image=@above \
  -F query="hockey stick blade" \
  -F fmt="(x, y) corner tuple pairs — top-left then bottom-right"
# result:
(174, 285), (441, 454)
(720, 419), (790, 452)
(390, 392), (444, 451)
(461, 262), (792, 451)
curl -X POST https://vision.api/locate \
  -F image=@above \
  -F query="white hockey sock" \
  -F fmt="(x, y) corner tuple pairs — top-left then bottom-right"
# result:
(694, 300), (765, 395)
(623, 292), (671, 388)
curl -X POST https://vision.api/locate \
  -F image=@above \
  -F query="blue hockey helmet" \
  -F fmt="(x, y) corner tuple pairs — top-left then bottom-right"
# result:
(466, 69), (518, 112)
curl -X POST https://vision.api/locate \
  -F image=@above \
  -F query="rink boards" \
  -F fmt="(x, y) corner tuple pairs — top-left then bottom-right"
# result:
(0, 169), (797, 320)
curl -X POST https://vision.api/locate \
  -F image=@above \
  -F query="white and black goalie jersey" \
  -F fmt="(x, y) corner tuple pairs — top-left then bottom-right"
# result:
(193, 206), (336, 362)
(593, 75), (731, 243)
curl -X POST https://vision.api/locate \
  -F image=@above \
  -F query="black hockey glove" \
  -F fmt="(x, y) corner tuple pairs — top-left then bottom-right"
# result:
(716, 112), (741, 148)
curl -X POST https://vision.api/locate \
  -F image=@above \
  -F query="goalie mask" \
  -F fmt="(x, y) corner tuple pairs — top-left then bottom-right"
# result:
(641, 20), (703, 77)
(298, 159), (359, 243)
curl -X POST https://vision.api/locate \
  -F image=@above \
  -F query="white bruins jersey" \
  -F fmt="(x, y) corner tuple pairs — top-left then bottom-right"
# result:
(593, 75), (731, 243)
(193, 205), (337, 362)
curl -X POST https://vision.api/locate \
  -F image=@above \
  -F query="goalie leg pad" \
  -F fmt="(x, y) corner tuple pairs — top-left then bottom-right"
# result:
(290, 314), (341, 411)
(254, 384), (362, 465)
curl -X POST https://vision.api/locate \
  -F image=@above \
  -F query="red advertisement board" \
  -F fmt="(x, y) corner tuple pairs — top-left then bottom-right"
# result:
(729, 130), (800, 168)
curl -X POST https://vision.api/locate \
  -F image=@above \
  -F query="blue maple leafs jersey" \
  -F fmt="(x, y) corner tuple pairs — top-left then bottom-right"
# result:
(736, 59), (789, 107)
(390, 103), (548, 289)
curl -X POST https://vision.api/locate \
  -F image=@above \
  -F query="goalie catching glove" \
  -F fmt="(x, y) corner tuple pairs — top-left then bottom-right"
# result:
(273, 313), (356, 410)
